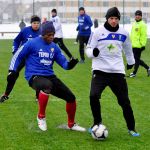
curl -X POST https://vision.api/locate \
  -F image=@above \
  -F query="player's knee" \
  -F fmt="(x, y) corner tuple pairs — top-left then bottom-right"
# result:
(66, 94), (76, 103)
(118, 97), (131, 107)
(7, 71), (19, 82)
(90, 94), (100, 101)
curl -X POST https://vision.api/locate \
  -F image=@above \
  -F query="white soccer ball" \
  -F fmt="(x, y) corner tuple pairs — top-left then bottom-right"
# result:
(91, 124), (108, 140)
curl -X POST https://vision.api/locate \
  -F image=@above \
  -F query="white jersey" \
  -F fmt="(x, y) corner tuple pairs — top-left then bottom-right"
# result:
(50, 16), (63, 38)
(86, 26), (135, 74)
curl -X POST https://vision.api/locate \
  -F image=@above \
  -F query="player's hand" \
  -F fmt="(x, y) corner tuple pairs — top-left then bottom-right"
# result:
(68, 58), (79, 70)
(93, 48), (100, 57)
(141, 46), (145, 51)
(127, 64), (134, 70)
(0, 95), (9, 103)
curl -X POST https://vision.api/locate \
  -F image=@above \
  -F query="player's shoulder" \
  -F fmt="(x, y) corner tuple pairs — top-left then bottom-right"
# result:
(118, 26), (129, 36)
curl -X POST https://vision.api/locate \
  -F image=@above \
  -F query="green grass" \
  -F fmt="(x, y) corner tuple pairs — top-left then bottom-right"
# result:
(0, 39), (150, 150)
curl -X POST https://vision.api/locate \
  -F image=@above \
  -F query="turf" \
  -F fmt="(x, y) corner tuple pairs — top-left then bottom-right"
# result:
(0, 39), (149, 150)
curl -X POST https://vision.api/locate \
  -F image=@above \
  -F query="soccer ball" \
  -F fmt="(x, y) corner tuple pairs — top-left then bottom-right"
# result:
(91, 124), (108, 140)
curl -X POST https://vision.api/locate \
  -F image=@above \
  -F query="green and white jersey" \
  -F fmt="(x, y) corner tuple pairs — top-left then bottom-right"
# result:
(86, 26), (135, 74)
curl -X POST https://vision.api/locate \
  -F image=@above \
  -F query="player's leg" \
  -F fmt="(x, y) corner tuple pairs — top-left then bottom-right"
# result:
(109, 74), (139, 136)
(130, 48), (141, 77)
(57, 38), (73, 59)
(78, 35), (85, 63)
(0, 61), (25, 102)
(50, 76), (85, 131)
(90, 71), (107, 126)
(84, 36), (90, 46)
(139, 51), (150, 76)
(29, 76), (52, 131)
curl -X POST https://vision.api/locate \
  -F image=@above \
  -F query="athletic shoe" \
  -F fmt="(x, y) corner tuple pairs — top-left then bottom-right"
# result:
(129, 73), (136, 78)
(147, 67), (150, 76)
(74, 42), (78, 45)
(70, 123), (86, 132)
(58, 123), (86, 132)
(37, 117), (47, 131)
(79, 59), (85, 64)
(0, 95), (9, 103)
(128, 130), (140, 137)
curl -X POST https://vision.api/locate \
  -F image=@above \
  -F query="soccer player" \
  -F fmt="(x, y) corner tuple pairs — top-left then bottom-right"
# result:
(50, 9), (73, 59)
(77, 7), (93, 63)
(8, 21), (86, 132)
(129, 10), (150, 77)
(86, 7), (140, 136)
(0, 15), (41, 103)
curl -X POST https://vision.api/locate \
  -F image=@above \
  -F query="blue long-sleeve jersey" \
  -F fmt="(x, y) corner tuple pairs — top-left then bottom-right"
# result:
(77, 14), (93, 36)
(12, 26), (41, 54)
(9, 37), (69, 82)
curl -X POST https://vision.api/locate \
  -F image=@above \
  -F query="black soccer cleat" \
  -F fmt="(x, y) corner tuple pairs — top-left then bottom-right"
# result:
(0, 95), (9, 103)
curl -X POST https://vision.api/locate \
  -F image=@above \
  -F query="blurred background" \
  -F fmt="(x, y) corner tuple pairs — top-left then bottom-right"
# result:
(0, 0), (150, 24)
(0, 0), (150, 39)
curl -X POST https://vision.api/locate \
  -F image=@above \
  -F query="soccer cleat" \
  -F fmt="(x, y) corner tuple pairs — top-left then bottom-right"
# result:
(37, 117), (47, 131)
(147, 67), (150, 76)
(79, 59), (85, 64)
(0, 95), (9, 103)
(70, 123), (86, 132)
(128, 130), (140, 137)
(129, 73), (136, 78)
(58, 123), (86, 132)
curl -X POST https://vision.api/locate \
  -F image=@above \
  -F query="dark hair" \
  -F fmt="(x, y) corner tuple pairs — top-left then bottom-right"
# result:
(30, 15), (41, 23)
(51, 9), (57, 14)
(79, 7), (85, 11)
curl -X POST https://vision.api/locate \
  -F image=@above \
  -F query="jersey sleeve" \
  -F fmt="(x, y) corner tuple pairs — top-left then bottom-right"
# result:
(140, 23), (147, 47)
(12, 30), (24, 54)
(54, 45), (69, 70)
(9, 41), (31, 71)
(85, 31), (98, 58)
(123, 32), (135, 65)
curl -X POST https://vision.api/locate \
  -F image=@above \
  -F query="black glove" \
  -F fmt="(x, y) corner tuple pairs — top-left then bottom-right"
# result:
(127, 64), (134, 70)
(93, 48), (100, 57)
(68, 58), (79, 70)
(0, 95), (9, 103)
(141, 46), (145, 51)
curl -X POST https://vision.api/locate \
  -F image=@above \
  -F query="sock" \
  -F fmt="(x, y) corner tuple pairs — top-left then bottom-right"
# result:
(38, 91), (49, 119)
(66, 101), (76, 128)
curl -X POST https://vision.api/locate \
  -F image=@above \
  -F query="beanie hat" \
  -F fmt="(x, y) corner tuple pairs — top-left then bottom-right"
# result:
(105, 7), (121, 20)
(51, 9), (57, 13)
(135, 10), (142, 16)
(30, 15), (41, 23)
(41, 21), (55, 36)
(79, 7), (85, 11)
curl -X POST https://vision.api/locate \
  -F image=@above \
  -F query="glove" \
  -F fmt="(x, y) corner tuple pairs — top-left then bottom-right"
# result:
(93, 48), (100, 57)
(68, 58), (79, 70)
(141, 46), (145, 51)
(127, 64), (134, 70)
(0, 95), (9, 103)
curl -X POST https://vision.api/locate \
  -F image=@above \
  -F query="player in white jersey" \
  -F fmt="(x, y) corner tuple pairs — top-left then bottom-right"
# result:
(86, 7), (140, 137)
(50, 9), (73, 59)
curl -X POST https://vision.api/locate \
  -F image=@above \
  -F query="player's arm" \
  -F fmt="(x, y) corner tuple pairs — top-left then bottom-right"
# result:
(140, 23), (147, 48)
(83, 16), (93, 30)
(123, 32), (135, 68)
(9, 42), (31, 71)
(86, 31), (99, 58)
(54, 45), (78, 70)
(12, 30), (23, 54)
(53, 17), (61, 32)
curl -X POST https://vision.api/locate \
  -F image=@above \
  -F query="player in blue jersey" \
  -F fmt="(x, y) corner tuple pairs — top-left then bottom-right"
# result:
(8, 21), (86, 132)
(77, 7), (93, 63)
(0, 15), (41, 102)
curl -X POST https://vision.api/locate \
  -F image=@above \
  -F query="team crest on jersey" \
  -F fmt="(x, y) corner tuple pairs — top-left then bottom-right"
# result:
(112, 34), (115, 39)
(107, 44), (118, 53)
(50, 48), (54, 52)
(135, 28), (139, 32)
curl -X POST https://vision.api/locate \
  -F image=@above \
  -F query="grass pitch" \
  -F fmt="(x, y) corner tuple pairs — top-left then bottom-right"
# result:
(0, 39), (149, 150)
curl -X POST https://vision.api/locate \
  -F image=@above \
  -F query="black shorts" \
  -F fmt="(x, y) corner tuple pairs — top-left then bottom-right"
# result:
(29, 75), (75, 102)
